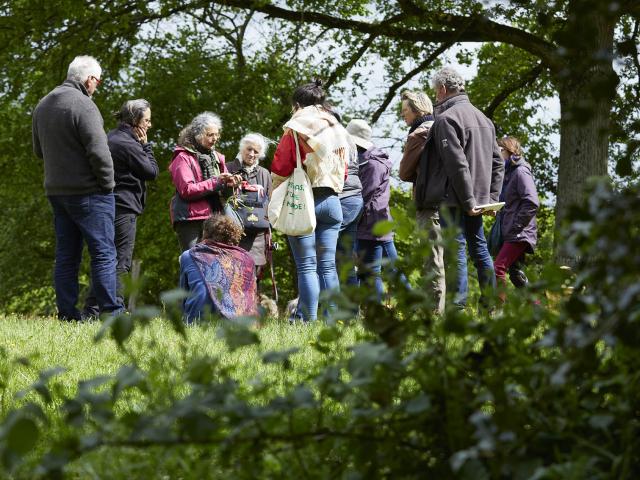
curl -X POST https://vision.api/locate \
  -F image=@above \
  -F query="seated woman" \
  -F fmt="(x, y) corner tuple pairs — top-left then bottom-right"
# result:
(179, 214), (258, 323)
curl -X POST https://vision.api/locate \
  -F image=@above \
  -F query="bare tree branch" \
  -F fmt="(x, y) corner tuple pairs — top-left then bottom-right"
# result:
(370, 42), (452, 124)
(210, 0), (556, 67)
(324, 34), (377, 89)
(483, 63), (545, 120)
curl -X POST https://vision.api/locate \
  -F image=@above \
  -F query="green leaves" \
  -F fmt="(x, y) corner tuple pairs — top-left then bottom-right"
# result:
(371, 220), (394, 237)
(17, 367), (66, 404)
(0, 403), (46, 472)
(5, 417), (39, 456)
(96, 314), (134, 347)
(216, 318), (260, 351)
(262, 348), (300, 370)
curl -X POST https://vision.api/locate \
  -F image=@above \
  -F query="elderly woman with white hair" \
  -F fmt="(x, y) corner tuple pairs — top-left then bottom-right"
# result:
(169, 112), (240, 252)
(227, 132), (272, 275)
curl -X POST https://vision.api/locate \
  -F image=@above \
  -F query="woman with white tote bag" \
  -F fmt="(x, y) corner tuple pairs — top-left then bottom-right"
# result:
(270, 80), (356, 323)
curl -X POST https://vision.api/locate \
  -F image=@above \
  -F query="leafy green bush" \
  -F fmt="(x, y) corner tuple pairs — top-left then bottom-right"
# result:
(0, 179), (638, 479)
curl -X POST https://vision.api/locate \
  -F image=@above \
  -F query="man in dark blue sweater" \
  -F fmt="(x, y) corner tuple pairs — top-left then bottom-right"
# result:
(32, 55), (123, 320)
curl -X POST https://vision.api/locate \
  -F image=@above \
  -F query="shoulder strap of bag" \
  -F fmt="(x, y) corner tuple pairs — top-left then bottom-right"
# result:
(292, 131), (303, 169)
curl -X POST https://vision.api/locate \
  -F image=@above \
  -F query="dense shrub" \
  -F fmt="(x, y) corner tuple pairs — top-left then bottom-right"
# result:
(0, 179), (638, 479)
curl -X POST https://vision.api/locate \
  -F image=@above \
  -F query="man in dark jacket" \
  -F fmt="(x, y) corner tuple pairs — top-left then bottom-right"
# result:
(429, 66), (504, 310)
(32, 55), (123, 320)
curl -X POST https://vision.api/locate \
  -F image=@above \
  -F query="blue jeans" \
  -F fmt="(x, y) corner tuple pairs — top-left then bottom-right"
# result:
(288, 190), (343, 321)
(48, 194), (123, 320)
(337, 194), (363, 286)
(440, 206), (496, 309)
(357, 238), (410, 302)
(84, 213), (137, 316)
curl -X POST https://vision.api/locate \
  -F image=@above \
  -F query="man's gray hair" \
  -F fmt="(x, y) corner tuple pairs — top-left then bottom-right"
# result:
(67, 55), (101, 82)
(432, 67), (466, 92)
(238, 133), (268, 160)
(178, 112), (222, 149)
(115, 99), (150, 127)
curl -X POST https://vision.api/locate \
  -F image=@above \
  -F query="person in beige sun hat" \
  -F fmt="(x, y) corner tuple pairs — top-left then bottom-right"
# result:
(345, 118), (410, 303)
(346, 119), (373, 150)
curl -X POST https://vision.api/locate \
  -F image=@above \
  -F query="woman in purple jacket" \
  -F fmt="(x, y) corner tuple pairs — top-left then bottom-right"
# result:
(346, 119), (409, 302)
(494, 137), (540, 302)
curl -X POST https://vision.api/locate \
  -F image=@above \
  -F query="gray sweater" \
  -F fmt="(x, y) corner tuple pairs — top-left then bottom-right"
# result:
(32, 79), (114, 195)
(338, 152), (363, 199)
(432, 93), (503, 212)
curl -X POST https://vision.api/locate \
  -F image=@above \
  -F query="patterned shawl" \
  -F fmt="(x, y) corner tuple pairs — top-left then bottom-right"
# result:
(189, 240), (258, 318)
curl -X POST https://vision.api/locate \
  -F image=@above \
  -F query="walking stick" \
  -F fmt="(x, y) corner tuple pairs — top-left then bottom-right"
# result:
(265, 228), (278, 304)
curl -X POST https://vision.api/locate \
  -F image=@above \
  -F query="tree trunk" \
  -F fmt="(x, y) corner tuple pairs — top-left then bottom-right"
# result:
(553, 11), (618, 266)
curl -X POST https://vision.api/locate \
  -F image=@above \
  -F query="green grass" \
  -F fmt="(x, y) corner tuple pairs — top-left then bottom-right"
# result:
(0, 314), (368, 478)
(0, 314), (366, 399)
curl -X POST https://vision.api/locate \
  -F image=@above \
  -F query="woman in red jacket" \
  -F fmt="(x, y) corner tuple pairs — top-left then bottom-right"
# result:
(169, 112), (240, 252)
(271, 81), (355, 323)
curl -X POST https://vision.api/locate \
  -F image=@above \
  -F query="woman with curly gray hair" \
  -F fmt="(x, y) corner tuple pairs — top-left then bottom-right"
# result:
(169, 112), (241, 252)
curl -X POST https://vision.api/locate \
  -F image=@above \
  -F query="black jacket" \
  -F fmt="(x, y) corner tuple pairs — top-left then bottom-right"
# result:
(425, 93), (504, 212)
(110, 124), (158, 215)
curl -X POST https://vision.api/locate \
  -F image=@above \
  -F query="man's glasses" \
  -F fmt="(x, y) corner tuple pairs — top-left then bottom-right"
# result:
(90, 76), (102, 86)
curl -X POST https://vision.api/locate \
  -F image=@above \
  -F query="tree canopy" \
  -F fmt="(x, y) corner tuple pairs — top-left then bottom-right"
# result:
(0, 0), (638, 311)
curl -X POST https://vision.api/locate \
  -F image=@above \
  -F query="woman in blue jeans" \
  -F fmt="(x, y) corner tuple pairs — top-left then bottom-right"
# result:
(271, 80), (356, 322)
(347, 119), (409, 302)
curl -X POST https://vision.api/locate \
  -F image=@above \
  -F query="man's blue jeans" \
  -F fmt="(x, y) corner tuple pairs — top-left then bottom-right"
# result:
(337, 194), (363, 286)
(48, 194), (122, 320)
(288, 190), (343, 321)
(357, 238), (410, 302)
(84, 213), (138, 316)
(440, 206), (496, 309)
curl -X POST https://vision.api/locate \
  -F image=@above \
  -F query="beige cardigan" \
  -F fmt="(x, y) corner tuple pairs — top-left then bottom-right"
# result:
(272, 105), (356, 192)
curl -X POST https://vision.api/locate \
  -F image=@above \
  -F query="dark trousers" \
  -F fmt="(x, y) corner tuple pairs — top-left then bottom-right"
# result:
(84, 212), (137, 316)
(48, 194), (123, 320)
(174, 220), (204, 254)
(440, 206), (496, 309)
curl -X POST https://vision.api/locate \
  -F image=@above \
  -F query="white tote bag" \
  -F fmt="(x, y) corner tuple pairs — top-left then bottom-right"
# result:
(268, 131), (316, 236)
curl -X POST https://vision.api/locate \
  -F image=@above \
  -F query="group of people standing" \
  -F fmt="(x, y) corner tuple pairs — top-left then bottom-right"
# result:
(32, 54), (539, 324)
(33, 56), (157, 320)
(398, 68), (540, 313)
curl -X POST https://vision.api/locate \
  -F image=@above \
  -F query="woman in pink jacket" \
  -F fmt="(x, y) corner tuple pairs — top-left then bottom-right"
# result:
(169, 112), (240, 252)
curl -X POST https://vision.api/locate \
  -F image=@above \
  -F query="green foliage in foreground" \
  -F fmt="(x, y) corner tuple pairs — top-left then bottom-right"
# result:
(0, 179), (639, 479)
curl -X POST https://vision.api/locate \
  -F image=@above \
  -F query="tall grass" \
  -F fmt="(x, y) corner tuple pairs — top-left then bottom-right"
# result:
(0, 314), (369, 478)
